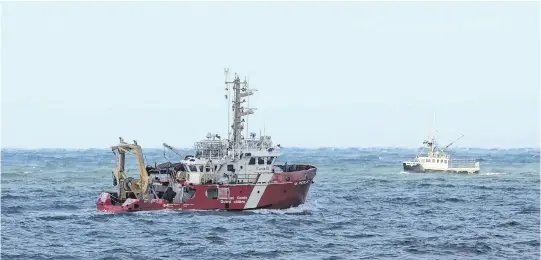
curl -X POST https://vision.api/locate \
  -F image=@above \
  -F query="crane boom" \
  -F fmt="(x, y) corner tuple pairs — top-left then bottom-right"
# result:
(163, 143), (182, 158)
(442, 134), (464, 150)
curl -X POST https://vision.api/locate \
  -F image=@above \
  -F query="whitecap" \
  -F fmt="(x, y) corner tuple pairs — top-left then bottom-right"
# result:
(251, 200), (320, 215)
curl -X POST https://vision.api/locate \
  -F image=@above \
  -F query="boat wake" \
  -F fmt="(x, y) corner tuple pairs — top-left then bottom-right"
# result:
(480, 172), (507, 176)
(252, 200), (321, 215)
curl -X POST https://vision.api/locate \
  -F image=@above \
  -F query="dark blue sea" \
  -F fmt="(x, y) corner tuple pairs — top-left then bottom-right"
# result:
(1, 147), (539, 259)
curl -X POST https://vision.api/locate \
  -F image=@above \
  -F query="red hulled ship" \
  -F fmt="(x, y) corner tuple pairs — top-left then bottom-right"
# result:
(96, 70), (317, 213)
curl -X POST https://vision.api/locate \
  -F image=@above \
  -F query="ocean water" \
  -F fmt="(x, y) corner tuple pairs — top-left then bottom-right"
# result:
(1, 147), (539, 260)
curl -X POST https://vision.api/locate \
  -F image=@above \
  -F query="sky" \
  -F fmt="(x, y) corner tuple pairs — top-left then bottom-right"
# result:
(1, 1), (539, 149)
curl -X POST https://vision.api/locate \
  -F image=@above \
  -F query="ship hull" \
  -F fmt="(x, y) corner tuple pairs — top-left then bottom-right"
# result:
(97, 167), (316, 213)
(403, 162), (425, 173)
(403, 163), (480, 174)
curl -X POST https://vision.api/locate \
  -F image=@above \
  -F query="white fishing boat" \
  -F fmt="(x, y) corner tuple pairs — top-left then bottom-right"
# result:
(402, 115), (480, 174)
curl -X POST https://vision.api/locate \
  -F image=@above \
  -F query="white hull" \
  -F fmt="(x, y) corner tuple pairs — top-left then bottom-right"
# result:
(403, 161), (480, 174)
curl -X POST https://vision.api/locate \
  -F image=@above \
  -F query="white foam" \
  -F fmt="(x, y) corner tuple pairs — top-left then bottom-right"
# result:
(480, 172), (506, 176)
(251, 199), (320, 215)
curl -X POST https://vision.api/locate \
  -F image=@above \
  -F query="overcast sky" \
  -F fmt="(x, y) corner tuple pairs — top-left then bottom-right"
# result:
(1, 1), (539, 149)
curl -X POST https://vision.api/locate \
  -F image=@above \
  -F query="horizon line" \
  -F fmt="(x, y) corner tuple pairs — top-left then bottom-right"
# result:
(1, 146), (540, 150)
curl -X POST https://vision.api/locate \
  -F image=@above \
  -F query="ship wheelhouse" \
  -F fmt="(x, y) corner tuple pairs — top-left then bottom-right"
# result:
(416, 156), (450, 170)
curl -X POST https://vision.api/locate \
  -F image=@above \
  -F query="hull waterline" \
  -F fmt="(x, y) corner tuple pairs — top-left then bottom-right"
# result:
(403, 162), (480, 174)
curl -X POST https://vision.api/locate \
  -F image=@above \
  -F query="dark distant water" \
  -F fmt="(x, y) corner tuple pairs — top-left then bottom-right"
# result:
(1, 148), (539, 260)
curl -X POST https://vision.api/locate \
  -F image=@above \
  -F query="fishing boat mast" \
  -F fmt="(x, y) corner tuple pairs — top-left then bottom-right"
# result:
(421, 112), (436, 157)
(420, 112), (465, 158)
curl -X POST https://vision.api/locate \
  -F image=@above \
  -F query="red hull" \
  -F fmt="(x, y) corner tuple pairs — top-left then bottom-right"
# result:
(97, 167), (316, 213)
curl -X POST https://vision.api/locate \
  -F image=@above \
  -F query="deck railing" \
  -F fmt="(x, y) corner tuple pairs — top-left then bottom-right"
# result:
(240, 137), (274, 150)
(194, 140), (228, 159)
(449, 158), (479, 168)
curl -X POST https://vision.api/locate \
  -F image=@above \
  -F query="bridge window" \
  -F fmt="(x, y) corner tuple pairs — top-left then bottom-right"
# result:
(189, 165), (198, 172)
(205, 167), (211, 172)
(205, 188), (218, 200)
(245, 153), (252, 156)
(227, 164), (234, 171)
(258, 157), (264, 165)
(249, 157), (256, 165)
(267, 157), (274, 165)
(199, 166), (203, 172)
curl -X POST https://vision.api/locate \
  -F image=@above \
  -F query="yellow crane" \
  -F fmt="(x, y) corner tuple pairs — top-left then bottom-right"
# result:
(111, 137), (150, 202)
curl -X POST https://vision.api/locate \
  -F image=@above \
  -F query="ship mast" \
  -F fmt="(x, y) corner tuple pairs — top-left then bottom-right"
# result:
(224, 68), (231, 143)
(431, 111), (436, 156)
(423, 111), (437, 157)
(224, 70), (257, 159)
